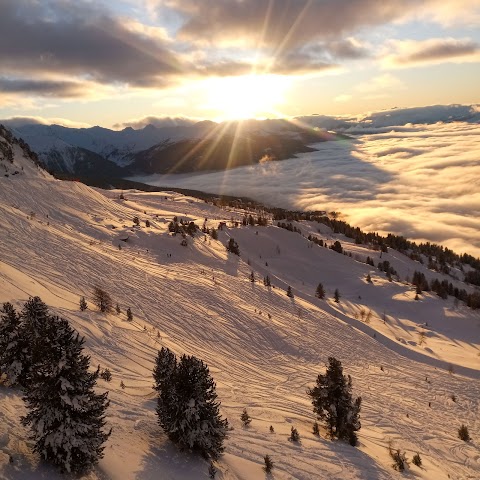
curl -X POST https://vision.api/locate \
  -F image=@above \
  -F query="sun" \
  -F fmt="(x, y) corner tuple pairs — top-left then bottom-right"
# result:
(204, 74), (289, 120)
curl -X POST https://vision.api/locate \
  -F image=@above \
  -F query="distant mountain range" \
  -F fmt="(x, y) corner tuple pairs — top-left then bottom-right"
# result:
(3, 103), (478, 177)
(7, 119), (345, 177)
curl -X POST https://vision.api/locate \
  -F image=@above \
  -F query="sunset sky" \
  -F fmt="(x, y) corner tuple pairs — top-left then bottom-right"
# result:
(1, 0), (479, 128)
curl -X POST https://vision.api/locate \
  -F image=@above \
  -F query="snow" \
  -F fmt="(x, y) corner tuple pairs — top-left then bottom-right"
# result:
(0, 131), (479, 479)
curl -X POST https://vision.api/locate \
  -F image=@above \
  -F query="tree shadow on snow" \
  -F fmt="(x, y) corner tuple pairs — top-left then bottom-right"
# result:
(136, 442), (211, 480)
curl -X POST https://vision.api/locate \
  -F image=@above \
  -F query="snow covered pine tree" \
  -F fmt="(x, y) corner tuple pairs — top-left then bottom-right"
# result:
(307, 356), (361, 446)
(153, 347), (228, 459)
(0, 302), (24, 385)
(20, 297), (110, 474)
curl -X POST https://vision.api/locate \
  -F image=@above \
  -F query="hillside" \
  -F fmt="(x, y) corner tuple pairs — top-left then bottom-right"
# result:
(0, 129), (479, 479)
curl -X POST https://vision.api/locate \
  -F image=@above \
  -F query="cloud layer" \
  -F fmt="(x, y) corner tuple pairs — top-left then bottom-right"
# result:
(133, 121), (480, 257)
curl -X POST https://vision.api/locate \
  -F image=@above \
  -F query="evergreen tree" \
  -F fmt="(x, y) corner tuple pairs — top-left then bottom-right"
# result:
(0, 302), (23, 385)
(153, 347), (178, 435)
(249, 271), (255, 283)
(79, 296), (87, 311)
(21, 313), (110, 474)
(154, 349), (228, 459)
(126, 307), (133, 322)
(263, 454), (274, 473)
(92, 286), (113, 313)
(16, 296), (52, 388)
(241, 408), (252, 426)
(226, 238), (240, 256)
(315, 283), (325, 299)
(286, 286), (294, 298)
(307, 357), (361, 446)
(334, 289), (340, 303)
(289, 426), (300, 442)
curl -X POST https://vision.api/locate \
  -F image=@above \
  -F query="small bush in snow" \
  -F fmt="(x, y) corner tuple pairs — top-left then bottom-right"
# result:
(289, 426), (300, 442)
(126, 307), (133, 322)
(390, 448), (408, 471)
(263, 454), (274, 473)
(458, 424), (470, 441)
(241, 408), (252, 427)
(79, 296), (87, 311)
(92, 286), (113, 313)
(334, 289), (340, 303)
(412, 453), (422, 467)
(226, 238), (240, 256)
(100, 368), (112, 382)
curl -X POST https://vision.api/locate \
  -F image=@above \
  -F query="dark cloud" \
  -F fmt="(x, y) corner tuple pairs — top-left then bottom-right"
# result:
(0, 77), (86, 97)
(0, 0), (183, 88)
(392, 38), (479, 65)
(169, 0), (417, 50)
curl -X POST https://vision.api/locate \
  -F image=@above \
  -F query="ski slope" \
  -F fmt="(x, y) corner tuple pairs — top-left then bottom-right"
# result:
(0, 135), (479, 479)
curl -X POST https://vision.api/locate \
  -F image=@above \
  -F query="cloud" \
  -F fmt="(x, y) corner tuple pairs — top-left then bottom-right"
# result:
(167, 1), (416, 49)
(132, 120), (480, 257)
(0, 77), (89, 97)
(113, 116), (199, 130)
(0, 0), (183, 91)
(383, 38), (480, 67)
(0, 116), (91, 128)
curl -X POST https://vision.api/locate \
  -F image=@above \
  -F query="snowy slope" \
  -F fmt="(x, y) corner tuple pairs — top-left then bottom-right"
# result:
(0, 130), (479, 480)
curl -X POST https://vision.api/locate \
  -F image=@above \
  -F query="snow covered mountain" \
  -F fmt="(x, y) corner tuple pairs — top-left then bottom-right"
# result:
(9, 120), (343, 177)
(0, 127), (479, 479)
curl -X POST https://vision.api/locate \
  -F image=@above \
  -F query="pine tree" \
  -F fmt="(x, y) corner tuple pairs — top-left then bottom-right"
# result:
(315, 283), (325, 299)
(226, 238), (240, 256)
(15, 296), (52, 388)
(241, 408), (252, 426)
(154, 349), (228, 459)
(249, 271), (255, 283)
(286, 286), (294, 298)
(307, 357), (361, 446)
(126, 307), (133, 321)
(263, 454), (274, 473)
(0, 302), (23, 385)
(21, 314), (110, 474)
(92, 286), (113, 313)
(79, 296), (87, 311)
(458, 424), (470, 441)
(153, 347), (177, 435)
(289, 426), (300, 442)
(334, 289), (340, 303)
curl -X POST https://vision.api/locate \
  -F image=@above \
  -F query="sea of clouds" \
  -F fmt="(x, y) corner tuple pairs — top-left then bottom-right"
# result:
(132, 122), (480, 257)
